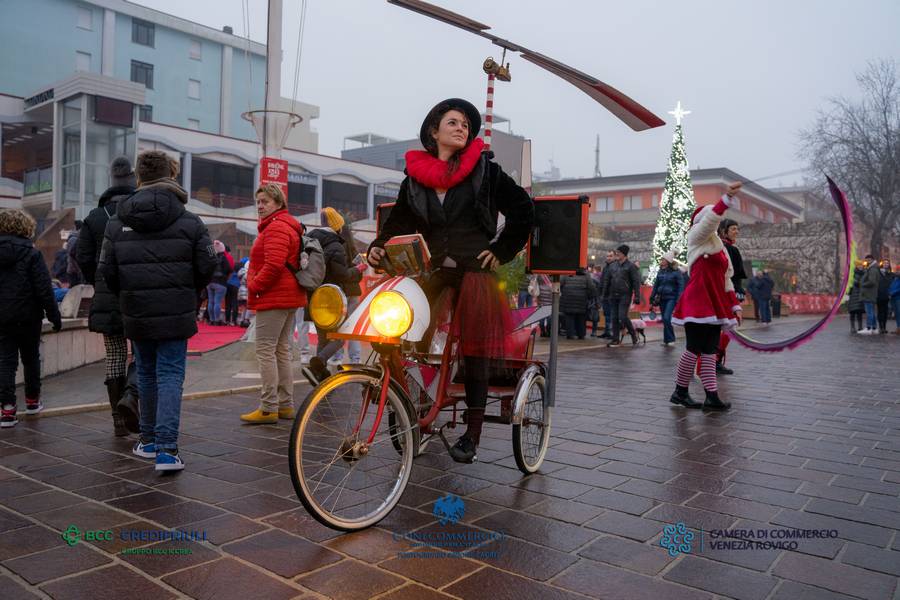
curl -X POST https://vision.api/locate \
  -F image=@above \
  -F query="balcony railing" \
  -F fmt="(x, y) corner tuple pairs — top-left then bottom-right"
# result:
(24, 166), (52, 195)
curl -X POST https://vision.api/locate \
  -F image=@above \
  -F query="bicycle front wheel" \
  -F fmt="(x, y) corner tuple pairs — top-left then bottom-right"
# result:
(289, 371), (416, 531)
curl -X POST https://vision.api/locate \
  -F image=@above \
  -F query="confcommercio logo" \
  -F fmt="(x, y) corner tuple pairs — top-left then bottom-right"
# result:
(61, 525), (206, 548)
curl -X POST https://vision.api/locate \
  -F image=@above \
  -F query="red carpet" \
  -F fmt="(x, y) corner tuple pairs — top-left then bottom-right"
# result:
(187, 322), (246, 354)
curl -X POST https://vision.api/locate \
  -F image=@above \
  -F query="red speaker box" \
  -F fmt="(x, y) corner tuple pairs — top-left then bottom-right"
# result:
(526, 195), (590, 275)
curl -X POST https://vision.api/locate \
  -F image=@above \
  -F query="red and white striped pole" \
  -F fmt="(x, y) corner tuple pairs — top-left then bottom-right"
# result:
(483, 72), (495, 151)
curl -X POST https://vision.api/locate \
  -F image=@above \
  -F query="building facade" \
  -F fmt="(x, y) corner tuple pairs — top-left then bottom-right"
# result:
(537, 168), (802, 232)
(1, 0), (403, 248)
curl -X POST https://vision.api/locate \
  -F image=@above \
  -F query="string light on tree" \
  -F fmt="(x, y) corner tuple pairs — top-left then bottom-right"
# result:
(646, 101), (696, 284)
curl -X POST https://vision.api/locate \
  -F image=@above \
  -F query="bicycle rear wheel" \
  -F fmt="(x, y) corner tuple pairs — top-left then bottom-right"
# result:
(289, 371), (416, 530)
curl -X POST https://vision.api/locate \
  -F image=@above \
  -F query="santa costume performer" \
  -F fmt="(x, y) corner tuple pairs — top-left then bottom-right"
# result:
(369, 98), (534, 463)
(670, 182), (743, 410)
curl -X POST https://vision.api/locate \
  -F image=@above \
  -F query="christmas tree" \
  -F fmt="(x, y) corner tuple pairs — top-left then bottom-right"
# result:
(647, 102), (696, 285)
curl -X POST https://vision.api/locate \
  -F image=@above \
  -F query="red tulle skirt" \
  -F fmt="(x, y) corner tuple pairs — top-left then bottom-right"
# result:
(450, 272), (515, 358)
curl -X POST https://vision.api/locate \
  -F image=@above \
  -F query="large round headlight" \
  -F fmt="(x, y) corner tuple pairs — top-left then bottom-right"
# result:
(369, 291), (413, 338)
(309, 284), (347, 331)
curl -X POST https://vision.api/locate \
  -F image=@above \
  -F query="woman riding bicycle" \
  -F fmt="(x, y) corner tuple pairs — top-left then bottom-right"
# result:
(367, 98), (534, 463)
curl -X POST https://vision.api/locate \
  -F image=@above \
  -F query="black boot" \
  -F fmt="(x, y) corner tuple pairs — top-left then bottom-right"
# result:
(702, 390), (731, 411)
(106, 377), (129, 437)
(716, 361), (734, 375)
(116, 376), (141, 434)
(448, 435), (478, 463)
(670, 385), (702, 408)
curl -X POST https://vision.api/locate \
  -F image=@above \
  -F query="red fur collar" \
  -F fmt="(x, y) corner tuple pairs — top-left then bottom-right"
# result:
(405, 138), (485, 190)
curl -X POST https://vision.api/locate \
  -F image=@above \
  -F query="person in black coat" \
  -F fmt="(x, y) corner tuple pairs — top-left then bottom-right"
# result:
(714, 218), (747, 373)
(367, 98), (534, 463)
(0, 209), (62, 427)
(748, 271), (775, 324)
(560, 268), (597, 340)
(76, 156), (137, 436)
(599, 244), (642, 346)
(100, 151), (216, 471)
(876, 260), (893, 334)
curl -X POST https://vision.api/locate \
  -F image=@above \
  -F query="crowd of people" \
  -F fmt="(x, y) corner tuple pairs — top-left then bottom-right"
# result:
(848, 256), (898, 335)
(1, 120), (896, 472)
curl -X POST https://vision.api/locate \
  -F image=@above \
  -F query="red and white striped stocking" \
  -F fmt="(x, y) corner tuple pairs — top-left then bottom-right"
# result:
(676, 350), (697, 388)
(699, 354), (718, 392)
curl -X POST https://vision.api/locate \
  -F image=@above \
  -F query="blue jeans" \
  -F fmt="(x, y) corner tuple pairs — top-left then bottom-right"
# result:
(517, 291), (533, 309)
(759, 299), (772, 323)
(133, 339), (188, 450)
(207, 283), (226, 322)
(892, 296), (900, 329)
(864, 301), (877, 329)
(601, 299), (612, 335)
(660, 297), (677, 343)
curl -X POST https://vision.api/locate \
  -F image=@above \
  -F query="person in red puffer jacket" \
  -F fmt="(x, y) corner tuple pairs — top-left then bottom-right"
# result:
(241, 183), (306, 424)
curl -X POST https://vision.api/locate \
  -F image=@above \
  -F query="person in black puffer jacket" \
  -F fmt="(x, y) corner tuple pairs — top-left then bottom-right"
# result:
(76, 156), (137, 436)
(0, 209), (62, 428)
(560, 268), (597, 340)
(100, 151), (216, 472)
(301, 208), (366, 384)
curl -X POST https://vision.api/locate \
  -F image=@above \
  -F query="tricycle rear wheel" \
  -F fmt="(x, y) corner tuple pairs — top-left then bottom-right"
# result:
(512, 374), (551, 474)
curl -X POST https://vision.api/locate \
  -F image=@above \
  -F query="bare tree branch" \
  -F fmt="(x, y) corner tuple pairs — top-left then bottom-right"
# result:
(799, 59), (900, 256)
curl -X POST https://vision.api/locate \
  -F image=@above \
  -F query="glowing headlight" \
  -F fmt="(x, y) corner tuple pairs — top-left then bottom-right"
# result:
(369, 291), (413, 338)
(309, 284), (347, 331)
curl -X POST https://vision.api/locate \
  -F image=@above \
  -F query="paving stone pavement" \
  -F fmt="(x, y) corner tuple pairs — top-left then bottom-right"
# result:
(0, 316), (898, 600)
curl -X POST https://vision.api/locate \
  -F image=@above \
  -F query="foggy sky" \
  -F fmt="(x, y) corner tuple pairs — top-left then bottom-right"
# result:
(134, 0), (900, 186)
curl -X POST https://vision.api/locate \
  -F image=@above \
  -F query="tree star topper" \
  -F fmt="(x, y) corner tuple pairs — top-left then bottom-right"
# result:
(668, 101), (691, 126)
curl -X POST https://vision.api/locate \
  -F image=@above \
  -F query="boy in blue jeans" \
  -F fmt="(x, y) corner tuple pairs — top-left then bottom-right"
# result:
(100, 151), (215, 470)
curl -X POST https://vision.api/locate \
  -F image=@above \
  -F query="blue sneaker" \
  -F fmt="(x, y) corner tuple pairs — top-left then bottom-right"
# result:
(132, 438), (157, 459)
(155, 449), (184, 472)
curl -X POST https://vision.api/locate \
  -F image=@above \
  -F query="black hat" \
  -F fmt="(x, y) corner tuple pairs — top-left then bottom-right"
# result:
(110, 156), (136, 188)
(617, 244), (630, 256)
(419, 98), (482, 150)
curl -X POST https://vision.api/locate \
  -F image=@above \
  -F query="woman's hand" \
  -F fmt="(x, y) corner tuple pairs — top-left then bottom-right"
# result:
(726, 181), (743, 197)
(735, 309), (743, 326)
(478, 250), (500, 271)
(368, 247), (385, 268)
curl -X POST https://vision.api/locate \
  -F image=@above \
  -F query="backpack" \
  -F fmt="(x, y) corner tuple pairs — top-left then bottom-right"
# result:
(286, 235), (326, 293)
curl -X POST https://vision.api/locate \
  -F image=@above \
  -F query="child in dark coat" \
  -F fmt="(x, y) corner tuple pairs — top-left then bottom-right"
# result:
(0, 209), (62, 427)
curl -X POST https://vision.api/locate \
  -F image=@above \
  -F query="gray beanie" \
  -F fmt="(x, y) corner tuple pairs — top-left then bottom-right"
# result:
(110, 156), (136, 188)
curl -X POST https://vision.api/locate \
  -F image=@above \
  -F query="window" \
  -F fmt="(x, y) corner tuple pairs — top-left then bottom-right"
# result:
(623, 195), (642, 210)
(731, 196), (741, 211)
(765, 210), (773, 222)
(191, 157), (254, 209)
(188, 79), (201, 100)
(77, 6), (92, 30)
(75, 51), (91, 72)
(188, 119), (200, 130)
(132, 18), (155, 47)
(189, 40), (202, 60)
(130, 60), (154, 89)
(323, 180), (368, 222)
(651, 193), (659, 207)
(594, 196), (613, 212)
(139, 105), (153, 122)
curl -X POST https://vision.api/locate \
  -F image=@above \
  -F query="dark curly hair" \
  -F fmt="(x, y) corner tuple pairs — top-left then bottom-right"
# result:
(420, 102), (474, 175)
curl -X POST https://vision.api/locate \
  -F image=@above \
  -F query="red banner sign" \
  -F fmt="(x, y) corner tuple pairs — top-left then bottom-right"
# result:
(260, 157), (288, 200)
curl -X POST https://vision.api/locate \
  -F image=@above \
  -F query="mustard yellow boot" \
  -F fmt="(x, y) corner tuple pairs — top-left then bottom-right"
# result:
(240, 408), (278, 424)
(278, 406), (295, 420)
